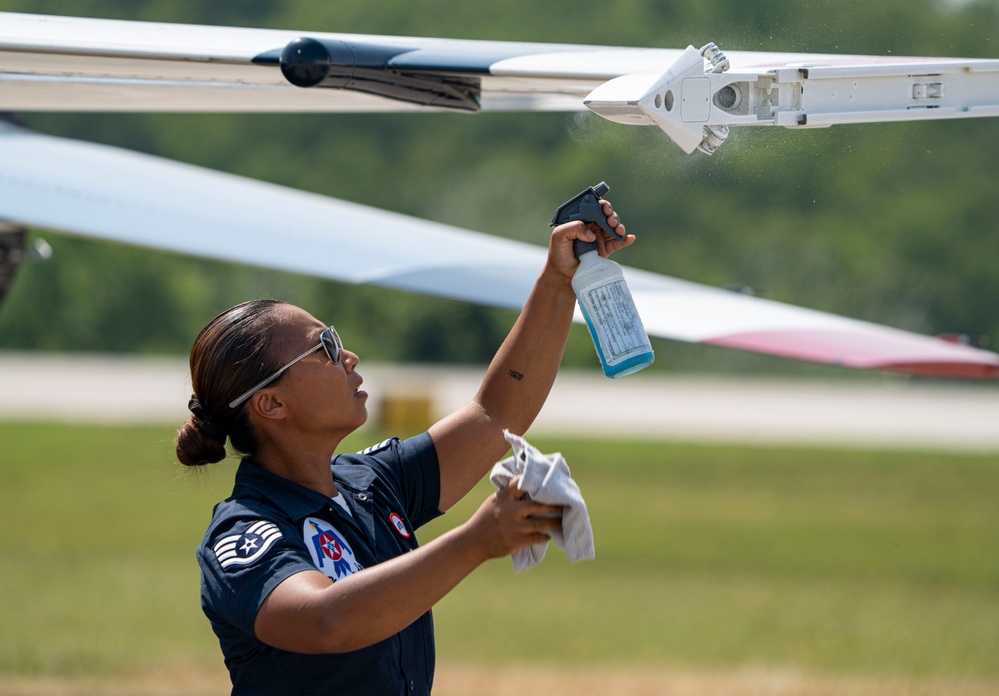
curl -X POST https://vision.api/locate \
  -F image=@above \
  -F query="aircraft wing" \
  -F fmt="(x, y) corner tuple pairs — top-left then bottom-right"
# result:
(2, 122), (996, 379)
(3, 12), (999, 154)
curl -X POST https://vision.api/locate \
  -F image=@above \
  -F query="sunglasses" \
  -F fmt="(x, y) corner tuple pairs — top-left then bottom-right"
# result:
(228, 325), (343, 409)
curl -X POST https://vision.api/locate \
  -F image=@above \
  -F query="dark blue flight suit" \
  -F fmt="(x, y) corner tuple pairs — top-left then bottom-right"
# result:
(197, 433), (443, 695)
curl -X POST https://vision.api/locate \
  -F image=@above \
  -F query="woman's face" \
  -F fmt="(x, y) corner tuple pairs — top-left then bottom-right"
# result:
(266, 304), (368, 436)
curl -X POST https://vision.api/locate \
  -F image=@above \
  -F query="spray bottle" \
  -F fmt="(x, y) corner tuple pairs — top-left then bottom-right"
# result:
(551, 182), (655, 378)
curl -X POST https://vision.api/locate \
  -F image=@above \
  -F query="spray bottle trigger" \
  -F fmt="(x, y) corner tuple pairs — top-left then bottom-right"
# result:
(550, 181), (621, 240)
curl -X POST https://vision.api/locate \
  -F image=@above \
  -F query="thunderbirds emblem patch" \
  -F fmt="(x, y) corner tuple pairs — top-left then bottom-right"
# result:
(304, 517), (364, 580)
(213, 520), (282, 570)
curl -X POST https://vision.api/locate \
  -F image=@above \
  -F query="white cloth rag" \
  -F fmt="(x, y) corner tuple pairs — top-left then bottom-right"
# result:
(489, 430), (595, 572)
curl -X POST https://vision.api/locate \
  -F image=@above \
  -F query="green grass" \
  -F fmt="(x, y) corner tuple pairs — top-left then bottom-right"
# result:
(428, 440), (999, 677)
(1, 423), (997, 680)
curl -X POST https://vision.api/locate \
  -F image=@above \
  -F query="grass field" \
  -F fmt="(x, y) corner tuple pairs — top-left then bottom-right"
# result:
(1, 422), (997, 694)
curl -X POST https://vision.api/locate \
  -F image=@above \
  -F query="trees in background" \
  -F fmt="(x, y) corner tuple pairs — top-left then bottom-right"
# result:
(1, 0), (996, 371)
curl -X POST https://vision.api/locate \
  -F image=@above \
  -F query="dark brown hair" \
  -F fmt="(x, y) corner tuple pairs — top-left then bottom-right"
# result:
(175, 299), (287, 466)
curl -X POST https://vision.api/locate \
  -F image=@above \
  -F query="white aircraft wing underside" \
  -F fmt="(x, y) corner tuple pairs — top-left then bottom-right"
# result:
(3, 11), (997, 121)
(1, 122), (996, 378)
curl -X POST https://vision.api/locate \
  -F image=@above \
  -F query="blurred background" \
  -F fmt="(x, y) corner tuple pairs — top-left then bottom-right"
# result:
(1, 2), (998, 695)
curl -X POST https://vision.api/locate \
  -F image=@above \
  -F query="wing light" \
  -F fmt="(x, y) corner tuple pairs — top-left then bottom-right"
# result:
(585, 42), (999, 155)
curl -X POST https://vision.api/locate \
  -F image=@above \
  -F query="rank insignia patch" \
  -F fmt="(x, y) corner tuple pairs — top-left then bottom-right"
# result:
(358, 438), (394, 455)
(213, 520), (282, 570)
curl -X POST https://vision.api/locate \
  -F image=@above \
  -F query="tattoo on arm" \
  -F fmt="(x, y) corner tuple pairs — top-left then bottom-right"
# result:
(507, 369), (524, 381)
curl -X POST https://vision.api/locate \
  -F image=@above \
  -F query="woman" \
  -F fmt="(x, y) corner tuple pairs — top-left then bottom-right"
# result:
(176, 200), (631, 695)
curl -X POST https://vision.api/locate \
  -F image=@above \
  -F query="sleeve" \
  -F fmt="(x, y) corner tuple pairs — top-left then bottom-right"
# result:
(358, 432), (442, 528)
(198, 516), (317, 637)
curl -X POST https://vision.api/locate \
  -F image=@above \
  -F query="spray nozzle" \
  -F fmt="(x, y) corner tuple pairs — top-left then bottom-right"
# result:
(550, 181), (621, 257)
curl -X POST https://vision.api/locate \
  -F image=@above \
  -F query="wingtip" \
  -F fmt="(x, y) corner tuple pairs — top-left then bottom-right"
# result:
(705, 328), (999, 380)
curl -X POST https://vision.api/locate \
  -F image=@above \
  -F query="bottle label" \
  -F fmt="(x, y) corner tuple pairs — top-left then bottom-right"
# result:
(581, 279), (650, 362)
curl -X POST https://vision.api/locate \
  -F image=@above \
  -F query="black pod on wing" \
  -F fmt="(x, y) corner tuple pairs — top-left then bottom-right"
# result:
(275, 37), (481, 111)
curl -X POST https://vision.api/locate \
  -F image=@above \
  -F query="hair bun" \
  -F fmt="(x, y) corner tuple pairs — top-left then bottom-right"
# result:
(188, 395), (227, 444)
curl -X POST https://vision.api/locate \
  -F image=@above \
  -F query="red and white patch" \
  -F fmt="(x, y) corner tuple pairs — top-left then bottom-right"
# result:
(389, 512), (410, 538)
(302, 517), (363, 581)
